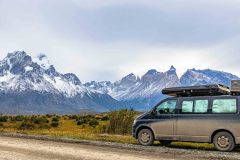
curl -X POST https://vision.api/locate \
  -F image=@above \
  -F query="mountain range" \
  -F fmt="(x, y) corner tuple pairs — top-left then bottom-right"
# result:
(0, 51), (122, 114)
(85, 66), (240, 110)
(0, 51), (239, 114)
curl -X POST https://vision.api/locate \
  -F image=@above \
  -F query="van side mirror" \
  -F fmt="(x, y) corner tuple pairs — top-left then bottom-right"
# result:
(159, 109), (164, 114)
(159, 108), (170, 114)
(151, 109), (157, 115)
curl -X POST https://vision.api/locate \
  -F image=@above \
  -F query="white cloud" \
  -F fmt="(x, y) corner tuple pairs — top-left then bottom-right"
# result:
(0, 0), (240, 82)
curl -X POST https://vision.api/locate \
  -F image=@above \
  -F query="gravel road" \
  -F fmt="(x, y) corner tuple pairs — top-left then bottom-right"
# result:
(0, 135), (240, 160)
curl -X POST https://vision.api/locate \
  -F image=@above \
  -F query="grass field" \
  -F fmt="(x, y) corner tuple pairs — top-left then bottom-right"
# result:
(0, 111), (214, 151)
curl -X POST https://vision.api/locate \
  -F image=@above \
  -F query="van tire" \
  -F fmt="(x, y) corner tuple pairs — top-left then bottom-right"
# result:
(159, 140), (172, 146)
(137, 129), (154, 146)
(213, 131), (235, 152)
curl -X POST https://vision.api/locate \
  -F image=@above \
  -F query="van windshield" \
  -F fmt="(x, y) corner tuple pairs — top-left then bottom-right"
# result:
(155, 100), (177, 115)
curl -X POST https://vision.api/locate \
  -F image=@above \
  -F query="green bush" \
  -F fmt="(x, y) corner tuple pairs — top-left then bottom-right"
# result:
(31, 116), (49, 124)
(0, 116), (8, 122)
(11, 115), (25, 122)
(76, 116), (90, 124)
(107, 109), (136, 135)
(63, 116), (68, 120)
(77, 119), (85, 125)
(71, 115), (78, 120)
(83, 115), (94, 119)
(88, 119), (99, 127)
(18, 121), (35, 130)
(46, 114), (53, 118)
(52, 117), (59, 122)
(51, 121), (59, 127)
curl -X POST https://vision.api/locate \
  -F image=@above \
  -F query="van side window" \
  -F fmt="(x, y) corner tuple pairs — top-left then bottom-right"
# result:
(212, 99), (237, 113)
(182, 101), (193, 112)
(155, 100), (177, 115)
(181, 99), (208, 113)
(194, 100), (208, 113)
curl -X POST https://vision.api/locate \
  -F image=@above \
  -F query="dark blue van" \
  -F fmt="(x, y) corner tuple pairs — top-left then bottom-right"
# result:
(132, 84), (240, 152)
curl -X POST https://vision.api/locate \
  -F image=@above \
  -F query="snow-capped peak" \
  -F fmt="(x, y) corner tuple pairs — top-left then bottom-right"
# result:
(145, 69), (158, 75)
(167, 65), (177, 75)
(0, 51), (32, 75)
(33, 53), (51, 70)
(6, 51), (27, 59)
(0, 51), (97, 98)
(63, 73), (81, 85)
(121, 73), (138, 82)
(169, 65), (176, 71)
(180, 68), (240, 86)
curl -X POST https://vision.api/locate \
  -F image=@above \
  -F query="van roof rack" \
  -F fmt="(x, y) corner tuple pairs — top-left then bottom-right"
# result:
(162, 84), (230, 97)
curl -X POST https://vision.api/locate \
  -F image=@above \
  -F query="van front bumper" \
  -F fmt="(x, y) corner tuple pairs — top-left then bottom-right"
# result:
(132, 122), (138, 139)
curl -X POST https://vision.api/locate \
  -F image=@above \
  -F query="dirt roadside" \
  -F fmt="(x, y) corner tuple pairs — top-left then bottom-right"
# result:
(0, 133), (239, 160)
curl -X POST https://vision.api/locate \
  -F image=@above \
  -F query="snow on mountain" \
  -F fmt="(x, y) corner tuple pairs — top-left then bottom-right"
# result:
(180, 68), (240, 86)
(92, 66), (179, 99)
(0, 51), (122, 114)
(0, 51), (85, 96)
(85, 66), (240, 110)
(32, 53), (51, 70)
(0, 51), (99, 97)
(84, 81), (113, 95)
(85, 66), (181, 110)
(1, 51), (240, 113)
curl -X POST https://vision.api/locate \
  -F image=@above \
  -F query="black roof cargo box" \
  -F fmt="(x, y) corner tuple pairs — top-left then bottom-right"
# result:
(162, 84), (230, 97)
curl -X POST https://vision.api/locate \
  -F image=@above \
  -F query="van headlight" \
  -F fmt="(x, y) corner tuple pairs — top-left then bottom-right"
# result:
(133, 119), (137, 126)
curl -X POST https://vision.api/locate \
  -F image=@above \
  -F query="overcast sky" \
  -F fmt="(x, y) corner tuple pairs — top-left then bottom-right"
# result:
(0, 0), (240, 82)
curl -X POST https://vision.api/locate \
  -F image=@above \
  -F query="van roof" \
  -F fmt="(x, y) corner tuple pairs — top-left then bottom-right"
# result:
(162, 84), (230, 97)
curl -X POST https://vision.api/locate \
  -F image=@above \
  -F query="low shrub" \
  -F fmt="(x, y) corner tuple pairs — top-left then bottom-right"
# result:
(77, 119), (85, 125)
(63, 116), (68, 120)
(11, 115), (26, 122)
(83, 115), (94, 119)
(71, 115), (78, 120)
(51, 121), (59, 127)
(88, 119), (99, 127)
(52, 117), (59, 122)
(76, 116), (90, 124)
(18, 121), (35, 130)
(107, 109), (136, 135)
(46, 114), (53, 118)
(32, 116), (49, 124)
(0, 116), (8, 122)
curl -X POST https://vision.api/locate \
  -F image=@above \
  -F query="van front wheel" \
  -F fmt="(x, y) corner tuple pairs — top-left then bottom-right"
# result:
(213, 131), (235, 152)
(137, 129), (154, 146)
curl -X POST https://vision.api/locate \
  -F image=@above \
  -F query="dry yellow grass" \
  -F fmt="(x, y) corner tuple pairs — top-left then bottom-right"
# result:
(0, 117), (137, 144)
(0, 117), (214, 150)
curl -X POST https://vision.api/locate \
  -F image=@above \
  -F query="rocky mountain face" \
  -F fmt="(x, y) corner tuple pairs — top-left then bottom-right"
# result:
(0, 51), (122, 114)
(85, 67), (240, 110)
(180, 68), (240, 86)
(85, 66), (181, 110)
(0, 51), (239, 113)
